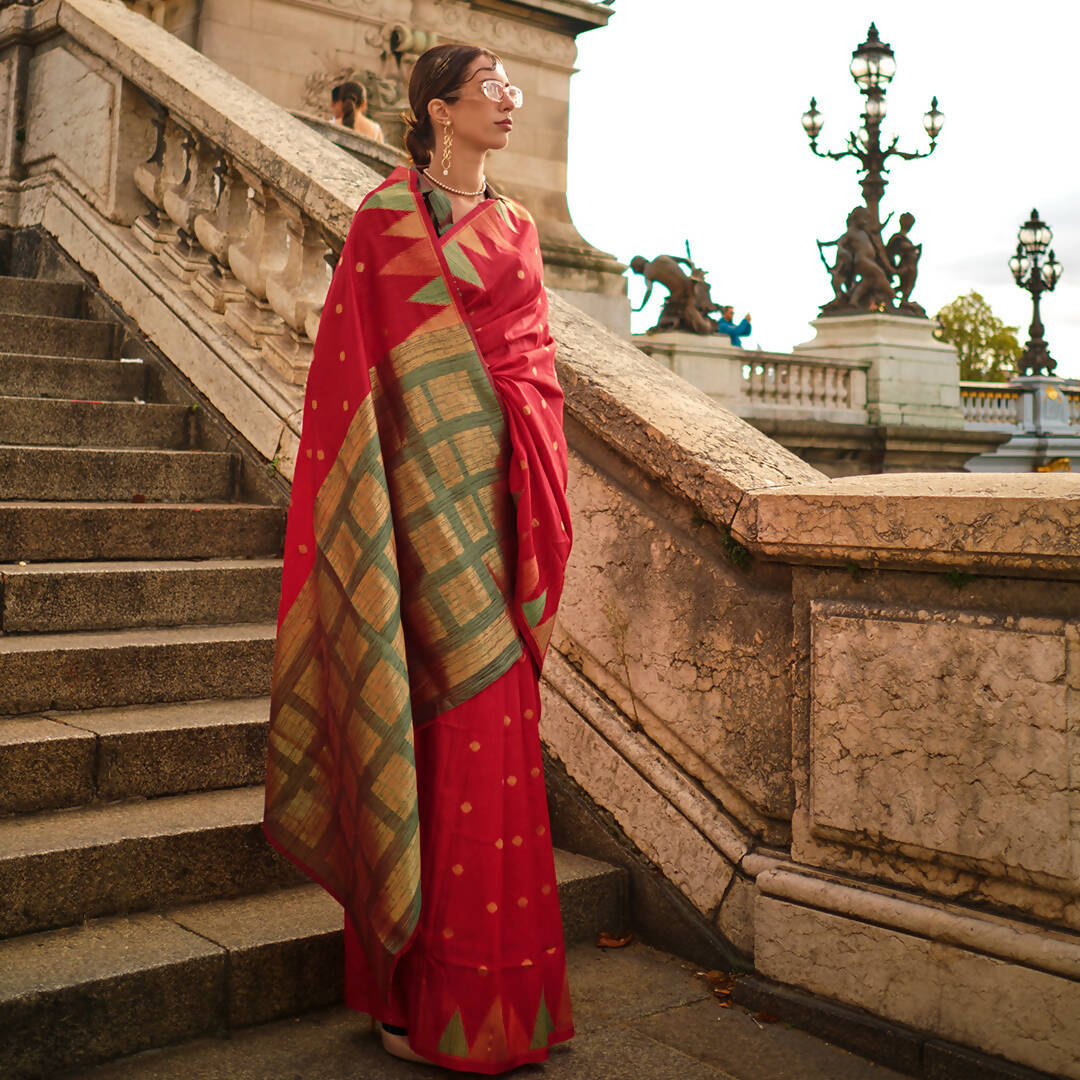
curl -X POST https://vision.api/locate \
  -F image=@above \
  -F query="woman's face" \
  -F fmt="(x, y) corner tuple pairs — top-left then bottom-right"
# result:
(436, 57), (519, 154)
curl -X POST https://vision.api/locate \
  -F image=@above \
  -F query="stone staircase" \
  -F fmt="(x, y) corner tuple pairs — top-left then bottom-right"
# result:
(0, 266), (628, 1079)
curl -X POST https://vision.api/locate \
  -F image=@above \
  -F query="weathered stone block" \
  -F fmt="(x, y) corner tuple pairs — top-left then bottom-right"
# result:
(809, 605), (1075, 887)
(755, 895), (1080, 1080)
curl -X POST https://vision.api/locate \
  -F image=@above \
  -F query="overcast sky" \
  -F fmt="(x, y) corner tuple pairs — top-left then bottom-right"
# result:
(565, 0), (1080, 379)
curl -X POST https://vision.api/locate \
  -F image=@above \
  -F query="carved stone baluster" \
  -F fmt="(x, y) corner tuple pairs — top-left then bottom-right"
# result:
(192, 153), (248, 313)
(160, 127), (217, 282)
(132, 105), (181, 252)
(224, 172), (288, 349)
(262, 209), (333, 384)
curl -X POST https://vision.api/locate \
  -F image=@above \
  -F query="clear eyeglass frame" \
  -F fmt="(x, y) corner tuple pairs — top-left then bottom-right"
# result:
(480, 80), (523, 108)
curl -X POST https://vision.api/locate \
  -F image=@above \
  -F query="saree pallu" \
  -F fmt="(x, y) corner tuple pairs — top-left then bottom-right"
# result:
(264, 166), (572, 1071)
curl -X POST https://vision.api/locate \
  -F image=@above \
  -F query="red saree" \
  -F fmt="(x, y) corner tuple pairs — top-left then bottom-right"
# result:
(264, 166), (573, 1071)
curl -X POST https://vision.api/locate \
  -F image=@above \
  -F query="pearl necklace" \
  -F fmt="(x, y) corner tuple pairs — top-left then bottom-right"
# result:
(423, 168), (486, 198)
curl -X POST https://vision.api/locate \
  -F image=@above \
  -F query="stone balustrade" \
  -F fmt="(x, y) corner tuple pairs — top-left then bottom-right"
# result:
(635, 334), (870, 424)
(959, 381), (1022, 426)
(4, 4), (1080, 1075)
(741, 353), (866, 414)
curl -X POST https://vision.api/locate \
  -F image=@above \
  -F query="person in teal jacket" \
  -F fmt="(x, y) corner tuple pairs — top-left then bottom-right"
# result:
(716, 305), (751, 347)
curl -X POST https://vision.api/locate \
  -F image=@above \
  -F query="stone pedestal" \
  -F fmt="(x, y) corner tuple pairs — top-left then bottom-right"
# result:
(634, 331), (745, 401)
(794, 313), (963, 429)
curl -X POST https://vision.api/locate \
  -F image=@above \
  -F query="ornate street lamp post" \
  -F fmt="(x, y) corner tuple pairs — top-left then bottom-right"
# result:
(1009, 209), (1063, 377)
(802, 25), (944, 316)
(802, 24), (942, 228)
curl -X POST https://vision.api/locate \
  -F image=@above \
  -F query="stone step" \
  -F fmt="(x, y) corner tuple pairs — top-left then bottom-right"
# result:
(0, 445), (237, 502)
(0, 311), (118, 358)
(0, 274), (84, 318)
(0, 786), (302, 938)
(0, 502), (284, 561)
(0, 352), (145, 400)
(0, 698), (272, 815)
(0, 851), (627, 1079)
(0, 395), (190, 449)
(0, 558), (282, 634)
(0, 623), (275, 715)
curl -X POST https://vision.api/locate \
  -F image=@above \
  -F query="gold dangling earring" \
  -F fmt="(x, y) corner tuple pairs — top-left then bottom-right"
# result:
(441, 123), (453, 177)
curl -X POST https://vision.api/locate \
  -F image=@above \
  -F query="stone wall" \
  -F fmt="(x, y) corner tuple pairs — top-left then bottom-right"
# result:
(3, 4), (1079, 1075)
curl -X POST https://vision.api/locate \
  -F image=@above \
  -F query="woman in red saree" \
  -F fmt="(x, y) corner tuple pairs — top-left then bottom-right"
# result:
(264, 44), (573, 1072)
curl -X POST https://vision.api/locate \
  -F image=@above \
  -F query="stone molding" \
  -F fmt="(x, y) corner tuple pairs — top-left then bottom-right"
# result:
(733, 471), (1080, 576)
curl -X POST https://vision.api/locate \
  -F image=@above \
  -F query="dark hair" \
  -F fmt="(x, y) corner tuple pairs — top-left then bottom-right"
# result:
(332, 81), (366, 130)
(403, 44), (500, 168)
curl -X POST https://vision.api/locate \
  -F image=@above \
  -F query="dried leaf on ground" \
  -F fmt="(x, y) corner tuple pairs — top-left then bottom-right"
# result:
(754, 1011), (780, 1024)
(596, 931), (633, 949)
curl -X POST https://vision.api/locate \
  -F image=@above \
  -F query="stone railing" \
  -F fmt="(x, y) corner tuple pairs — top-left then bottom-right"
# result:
(959, 381), (1022, 426)
(741, 353), (865, 413)
(961, 377), (1080, 436)
(5, 4), (1080, 1076)
(635, 334), (870, 425)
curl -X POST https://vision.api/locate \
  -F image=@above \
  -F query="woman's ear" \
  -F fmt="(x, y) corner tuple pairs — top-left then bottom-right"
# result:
(428, 98), (451, 127)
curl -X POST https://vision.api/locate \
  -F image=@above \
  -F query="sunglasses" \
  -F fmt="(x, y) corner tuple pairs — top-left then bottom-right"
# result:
(480, 79), (523, 108)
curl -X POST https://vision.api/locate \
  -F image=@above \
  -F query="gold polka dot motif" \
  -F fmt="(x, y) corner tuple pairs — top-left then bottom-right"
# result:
(305, 448), (312, 459)
(536, 825), (546, 836)
(311, 399), (318, 410)
(452, 863), (464, 876)
(442, 927), (454, 939)
(530, 767), (540, 779)
(460, 801), (472, 814)
(511, 835), (523, 847)
(516, 270), (525, 279)
(506, 775), (517, 787)
(541, 399), (548, 409)
(339, 350), (345, 362)
(541, 883), (552, 896)
(524, 709), (534, 720)
(523, 404), (531, 415)
(521, 958), (534, 967)
(486, 901), (498, 914)
(342, 399), (349, 411)
(503, 715), (512, 727)
(335, 303), (343, 314)
(517, 897), (528, 908)
(495, 838), (504, 850)
(298, 544), (308, 555)
(355, 261), (365, 273)
(316, 450), (324, 461)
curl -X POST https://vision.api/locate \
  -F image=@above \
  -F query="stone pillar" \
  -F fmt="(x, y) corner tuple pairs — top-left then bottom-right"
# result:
(793, 313), (964, 429)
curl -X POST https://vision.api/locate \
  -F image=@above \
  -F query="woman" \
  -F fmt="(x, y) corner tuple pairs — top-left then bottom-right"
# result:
(330, 80), (384, 142)
(265, 44), (573, 1073)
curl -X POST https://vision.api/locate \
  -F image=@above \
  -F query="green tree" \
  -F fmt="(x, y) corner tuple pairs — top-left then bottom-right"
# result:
(935, 291), (1022, 381)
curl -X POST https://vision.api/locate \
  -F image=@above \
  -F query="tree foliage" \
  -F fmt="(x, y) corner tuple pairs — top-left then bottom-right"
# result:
(935, 291), (1022, 382)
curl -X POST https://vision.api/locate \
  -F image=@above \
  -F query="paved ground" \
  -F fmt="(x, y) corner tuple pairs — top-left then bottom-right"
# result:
(73, 942), (907, 1080)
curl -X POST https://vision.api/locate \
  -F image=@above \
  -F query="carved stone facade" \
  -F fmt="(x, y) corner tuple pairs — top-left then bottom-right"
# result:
(126, 0), (630, 331)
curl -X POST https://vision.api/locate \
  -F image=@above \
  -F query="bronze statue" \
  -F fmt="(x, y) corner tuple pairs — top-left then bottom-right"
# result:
(818, 206), (896, 314)
(886, 211), (925, 316)
(629, 251), (720, 335)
